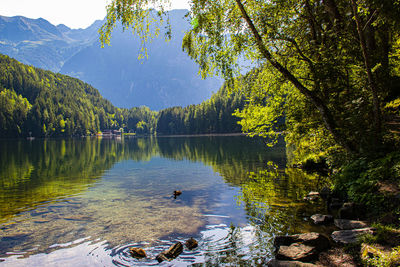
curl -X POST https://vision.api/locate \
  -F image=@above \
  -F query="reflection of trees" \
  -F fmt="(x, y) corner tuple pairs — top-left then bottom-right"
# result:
(0, 136), (287, 223)
(0, 139), (126, 222)
(238, 167), (330, 235)
(157, 136), (287, 185)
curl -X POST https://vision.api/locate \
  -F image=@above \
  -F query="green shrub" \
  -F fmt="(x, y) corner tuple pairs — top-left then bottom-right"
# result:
(333, 152), (400, 213)
(362, 245), (400, 267)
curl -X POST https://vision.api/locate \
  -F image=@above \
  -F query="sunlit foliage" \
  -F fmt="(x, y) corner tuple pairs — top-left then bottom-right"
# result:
(102, 0), (400, 161)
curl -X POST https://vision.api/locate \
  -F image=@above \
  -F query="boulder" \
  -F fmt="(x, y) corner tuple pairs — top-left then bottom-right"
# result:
(276, 243), (319, 262)
(156, 242), (183, 262)
(334, 219), (368, 230)
(274, 235), (297, 248)
(129, 247), (146, 258)
(185, 238), (198, 250)
(311, 214), (334, 225)
(267, 259), (319, 266)
(331, 228), (375, 244)
(294, 233), (330, 252)
(274, 233), (330, 252)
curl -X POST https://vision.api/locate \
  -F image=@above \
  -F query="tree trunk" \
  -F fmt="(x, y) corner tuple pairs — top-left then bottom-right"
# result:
(234, 0), (357, 153)
(351, 0), (382, 146)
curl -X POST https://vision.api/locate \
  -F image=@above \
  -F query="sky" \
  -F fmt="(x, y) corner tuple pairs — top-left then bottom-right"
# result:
(0, 0), (191, 29)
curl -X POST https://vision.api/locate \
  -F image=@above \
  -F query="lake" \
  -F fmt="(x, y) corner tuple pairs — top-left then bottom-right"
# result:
(0, 136), (328, 266)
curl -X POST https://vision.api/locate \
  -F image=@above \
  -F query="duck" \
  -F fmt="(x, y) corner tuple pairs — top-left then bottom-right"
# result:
(173, 190), (182, 198)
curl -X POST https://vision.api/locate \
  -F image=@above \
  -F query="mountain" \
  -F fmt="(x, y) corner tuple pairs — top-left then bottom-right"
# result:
(0, 15), (98, 72)
(0, 53), (241, 138)
(0, 11), (222, 110)
(0, 53), (126, 137)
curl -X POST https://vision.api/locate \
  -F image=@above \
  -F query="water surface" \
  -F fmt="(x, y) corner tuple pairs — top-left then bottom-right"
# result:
(0, 136), (327, 266)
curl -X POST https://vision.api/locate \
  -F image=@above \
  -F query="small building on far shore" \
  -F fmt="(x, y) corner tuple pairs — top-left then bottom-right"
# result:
(97, 129), (122, 138)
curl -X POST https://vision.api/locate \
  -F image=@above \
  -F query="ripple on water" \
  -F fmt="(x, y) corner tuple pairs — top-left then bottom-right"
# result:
(0, 219), (275, 266)
(110, 222), (272, 266)
(0, 222), (272, 266)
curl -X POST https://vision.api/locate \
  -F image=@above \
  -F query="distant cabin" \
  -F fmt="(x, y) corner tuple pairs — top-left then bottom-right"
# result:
(99, 130), (122, 137)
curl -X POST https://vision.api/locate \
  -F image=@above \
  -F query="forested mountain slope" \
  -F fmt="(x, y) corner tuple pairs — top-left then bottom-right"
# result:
(156, 85), (245, 135)
(0, 53), (142, 137)
(0, 54), (242, 137)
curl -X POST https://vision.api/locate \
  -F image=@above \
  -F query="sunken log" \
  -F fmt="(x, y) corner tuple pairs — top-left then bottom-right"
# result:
(156, 242), (183, 262)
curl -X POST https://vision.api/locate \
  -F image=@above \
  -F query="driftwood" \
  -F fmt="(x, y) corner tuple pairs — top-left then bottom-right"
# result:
(156, 242), (183, 262)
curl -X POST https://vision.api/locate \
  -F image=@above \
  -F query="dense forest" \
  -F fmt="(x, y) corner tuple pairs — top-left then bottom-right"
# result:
(0, 54), (243, 138)
(156, 85), (245, 135)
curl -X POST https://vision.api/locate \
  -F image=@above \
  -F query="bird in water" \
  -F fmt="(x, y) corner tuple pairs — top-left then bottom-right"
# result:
(173, 190), (182, 199)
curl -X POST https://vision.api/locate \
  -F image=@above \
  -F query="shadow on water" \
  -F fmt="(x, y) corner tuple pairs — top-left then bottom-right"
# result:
(0, 136), (329, 266)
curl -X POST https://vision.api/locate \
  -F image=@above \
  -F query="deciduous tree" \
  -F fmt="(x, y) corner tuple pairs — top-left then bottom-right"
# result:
(101, 0), (400, 158)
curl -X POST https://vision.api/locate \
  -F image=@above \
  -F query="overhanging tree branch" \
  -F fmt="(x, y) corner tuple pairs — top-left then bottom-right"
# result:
(234, 0), (356, 153)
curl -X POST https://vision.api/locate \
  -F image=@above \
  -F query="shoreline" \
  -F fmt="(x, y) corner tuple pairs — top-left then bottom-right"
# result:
(149, 133), (246, 138)
(0, 133), (248, 141)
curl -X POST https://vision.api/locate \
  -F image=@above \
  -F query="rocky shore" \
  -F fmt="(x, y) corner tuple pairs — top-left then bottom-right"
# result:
(267, 190), (378, 266)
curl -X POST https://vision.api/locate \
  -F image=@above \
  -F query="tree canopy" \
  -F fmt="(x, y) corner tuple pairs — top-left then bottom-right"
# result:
(101, 0), (400, 160)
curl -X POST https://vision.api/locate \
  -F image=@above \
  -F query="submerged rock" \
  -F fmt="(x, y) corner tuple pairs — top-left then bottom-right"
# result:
(331, 228), (375, 244)
(129, 247), (146, 258)
(334, 219), (369, 230)
(156, 242), (183, 262)
(185, 237), (198, 250)
(311, 214), (334, 225)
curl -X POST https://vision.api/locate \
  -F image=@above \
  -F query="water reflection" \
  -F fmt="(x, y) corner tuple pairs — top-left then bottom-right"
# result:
(0, 136), (326, 266)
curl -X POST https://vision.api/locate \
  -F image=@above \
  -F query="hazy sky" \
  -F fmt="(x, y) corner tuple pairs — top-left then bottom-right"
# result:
(0, 0), (190, 29)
